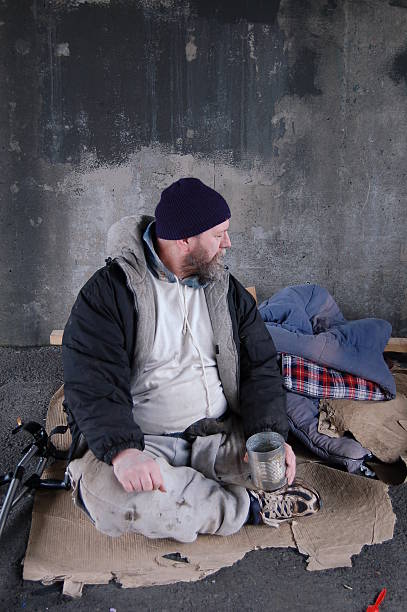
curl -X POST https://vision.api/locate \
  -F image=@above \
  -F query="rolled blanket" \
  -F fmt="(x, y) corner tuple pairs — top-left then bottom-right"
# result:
(281, 353), (389, 401)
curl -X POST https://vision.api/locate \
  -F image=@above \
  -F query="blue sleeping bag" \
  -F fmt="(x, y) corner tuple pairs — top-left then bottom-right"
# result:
(259, 284), (395, 396)
(259, 285), (394, 473)
(286, 393), (371, 473)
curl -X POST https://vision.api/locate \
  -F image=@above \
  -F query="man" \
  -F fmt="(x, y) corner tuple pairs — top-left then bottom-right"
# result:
(63, 177), (320, 542)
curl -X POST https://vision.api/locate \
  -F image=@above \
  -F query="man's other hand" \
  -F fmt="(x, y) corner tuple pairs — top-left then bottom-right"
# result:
(112, 448), (166, 493)
(243, 441), (296, 486)
(284, 442), (296, 485)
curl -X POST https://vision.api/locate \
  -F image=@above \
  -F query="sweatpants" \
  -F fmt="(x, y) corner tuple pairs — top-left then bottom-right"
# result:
(67, 423), (252, 543)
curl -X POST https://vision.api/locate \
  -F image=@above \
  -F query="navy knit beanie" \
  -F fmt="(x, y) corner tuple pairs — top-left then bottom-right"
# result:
(155, 178), (231, 239)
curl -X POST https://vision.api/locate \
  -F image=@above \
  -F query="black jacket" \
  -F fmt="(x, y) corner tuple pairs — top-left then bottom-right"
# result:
(62, 260), (288, 463)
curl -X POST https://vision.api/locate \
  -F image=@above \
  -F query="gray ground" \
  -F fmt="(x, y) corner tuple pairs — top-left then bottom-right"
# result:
(0, 347), (406, 612)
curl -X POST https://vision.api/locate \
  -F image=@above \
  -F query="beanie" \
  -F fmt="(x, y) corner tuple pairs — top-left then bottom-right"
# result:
(155, 178), (231, 239)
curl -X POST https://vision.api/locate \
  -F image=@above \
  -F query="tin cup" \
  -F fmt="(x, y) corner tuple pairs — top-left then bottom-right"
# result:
(246, 432), (287, 491)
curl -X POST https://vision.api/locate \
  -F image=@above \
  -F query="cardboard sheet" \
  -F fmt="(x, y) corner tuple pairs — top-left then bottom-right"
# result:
(290, 463), (395, 571)
(318, 370), (407, 464)
(22, 386), (396, 596)
(23, 463), (295, 596)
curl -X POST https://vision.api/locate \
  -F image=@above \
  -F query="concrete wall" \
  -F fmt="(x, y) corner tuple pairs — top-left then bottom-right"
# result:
(1, 0), (406, 345)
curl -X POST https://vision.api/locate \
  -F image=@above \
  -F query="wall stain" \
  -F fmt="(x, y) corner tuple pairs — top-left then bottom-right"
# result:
(56, 42), (70, 56)
(33, 1), (322, 165)
(389, 1), (407, 9)
(270, 117), (286, 142)
(289, 48), (322, 97)
(185, 35), (197, 62)
(321, 1), (338, 17)
(390, 47), (407, 86)
(190, 0), (282, 24)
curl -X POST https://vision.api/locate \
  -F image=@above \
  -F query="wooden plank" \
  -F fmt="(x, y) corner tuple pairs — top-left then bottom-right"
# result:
(50, 306), (405, 354)
(50, 330), (63, 346)
(245, 286), (257, 303)
(384, 337), (407, 353)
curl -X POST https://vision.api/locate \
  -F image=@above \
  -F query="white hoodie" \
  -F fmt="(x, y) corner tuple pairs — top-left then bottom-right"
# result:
(130, 268), (228, 434)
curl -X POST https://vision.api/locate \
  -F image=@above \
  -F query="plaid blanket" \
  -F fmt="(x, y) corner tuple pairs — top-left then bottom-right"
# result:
(281, 353), (388, 400)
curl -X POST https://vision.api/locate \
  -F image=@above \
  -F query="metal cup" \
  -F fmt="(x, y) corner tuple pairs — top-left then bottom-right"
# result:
(246, 431), (287, 491)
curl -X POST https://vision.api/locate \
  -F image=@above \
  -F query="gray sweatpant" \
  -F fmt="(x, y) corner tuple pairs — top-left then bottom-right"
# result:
(68, 424), (252, 542)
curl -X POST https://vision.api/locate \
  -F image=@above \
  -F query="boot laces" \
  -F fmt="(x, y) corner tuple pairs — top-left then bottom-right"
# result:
(262, 493), (294, 520)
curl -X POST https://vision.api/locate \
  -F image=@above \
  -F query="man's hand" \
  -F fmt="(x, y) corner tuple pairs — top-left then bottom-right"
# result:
(284, 442), (296, 485)
(112, 448), (166, 493)
(243, 442), (296, 486)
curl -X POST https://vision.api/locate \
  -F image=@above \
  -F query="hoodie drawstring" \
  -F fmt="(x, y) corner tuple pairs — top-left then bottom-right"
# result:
(182, 284), (188, 335)
(175, 277), (211, 418)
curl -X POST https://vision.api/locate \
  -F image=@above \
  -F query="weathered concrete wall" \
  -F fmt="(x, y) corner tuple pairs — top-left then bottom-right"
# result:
(0, 0), (406, 345)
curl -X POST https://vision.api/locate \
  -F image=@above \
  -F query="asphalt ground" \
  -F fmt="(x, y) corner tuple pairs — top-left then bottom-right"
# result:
(0, 347), (406, 612)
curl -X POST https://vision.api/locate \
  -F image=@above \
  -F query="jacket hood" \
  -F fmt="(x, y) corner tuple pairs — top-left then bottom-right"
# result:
(107, 215), (153, 282)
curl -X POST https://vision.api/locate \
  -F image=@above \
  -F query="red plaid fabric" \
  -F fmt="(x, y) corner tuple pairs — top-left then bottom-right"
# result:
(281, 353), (388, 400)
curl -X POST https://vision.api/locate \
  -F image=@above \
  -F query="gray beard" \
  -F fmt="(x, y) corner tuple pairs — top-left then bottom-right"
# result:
(186, 251), (226, 284)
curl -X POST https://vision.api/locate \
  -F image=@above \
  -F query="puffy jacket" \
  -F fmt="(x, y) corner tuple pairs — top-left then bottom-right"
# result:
(62, 218), (288, 464)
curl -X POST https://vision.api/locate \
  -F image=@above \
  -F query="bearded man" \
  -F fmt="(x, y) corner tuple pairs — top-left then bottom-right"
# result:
(63, 177), (320, 542)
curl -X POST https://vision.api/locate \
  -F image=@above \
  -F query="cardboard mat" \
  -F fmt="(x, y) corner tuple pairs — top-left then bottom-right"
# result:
(22, 387), (396, 597)
(318, 368), (407, 482)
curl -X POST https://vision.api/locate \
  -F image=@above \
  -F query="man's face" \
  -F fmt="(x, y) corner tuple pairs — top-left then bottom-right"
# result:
(194, 219), (231, 262)
(186, 219), (231, 282)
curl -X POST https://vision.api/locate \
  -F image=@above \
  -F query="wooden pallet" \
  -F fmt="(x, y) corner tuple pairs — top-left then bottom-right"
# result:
(384, 337), (407, 353)
(50, 331), (406, 353)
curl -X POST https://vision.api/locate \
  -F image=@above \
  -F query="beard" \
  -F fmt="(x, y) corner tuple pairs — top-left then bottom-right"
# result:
(186, 248), (226, 284)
